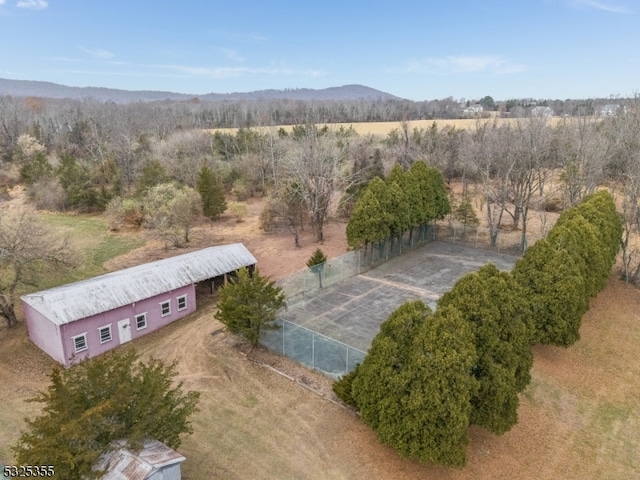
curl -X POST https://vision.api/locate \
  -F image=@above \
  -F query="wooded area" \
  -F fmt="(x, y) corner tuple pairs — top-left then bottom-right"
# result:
(2, 93), (640, 330)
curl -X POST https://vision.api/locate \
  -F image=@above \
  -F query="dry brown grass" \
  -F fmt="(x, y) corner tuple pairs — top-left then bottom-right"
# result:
(209, 116), (570, 137)
(1, 194), (639, 479)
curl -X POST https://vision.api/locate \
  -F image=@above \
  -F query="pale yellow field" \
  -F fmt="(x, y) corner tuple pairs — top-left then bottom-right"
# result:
(209, 116), (568, 137)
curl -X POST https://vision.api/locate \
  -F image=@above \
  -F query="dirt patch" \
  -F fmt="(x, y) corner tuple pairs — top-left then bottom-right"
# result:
(104, 195), (349, 281)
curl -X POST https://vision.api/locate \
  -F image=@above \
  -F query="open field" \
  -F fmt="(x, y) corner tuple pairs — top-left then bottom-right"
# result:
(1, 192), (639, 479)
(210, 116), (569, 137)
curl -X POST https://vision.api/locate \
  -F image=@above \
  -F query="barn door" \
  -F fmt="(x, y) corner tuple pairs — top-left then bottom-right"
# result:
(117, 318), (132, 344)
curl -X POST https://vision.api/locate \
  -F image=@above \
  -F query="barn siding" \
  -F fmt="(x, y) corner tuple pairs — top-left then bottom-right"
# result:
(58, 285), (195, 367)
(22, 244), (256, 367)
(24, 303), (65, 364)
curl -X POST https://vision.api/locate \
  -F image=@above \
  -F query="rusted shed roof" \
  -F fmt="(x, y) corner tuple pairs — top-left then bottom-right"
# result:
(95, 440), (186, 480)
(21, 243), (256, 326)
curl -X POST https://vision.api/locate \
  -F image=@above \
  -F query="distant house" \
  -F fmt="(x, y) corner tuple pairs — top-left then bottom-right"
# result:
(462, 104), (484, 116)
(22, 244), (256, 367)
(600, 104), (625, 117)
(531, 106), (555, 117)
(94, 440), (185, 480)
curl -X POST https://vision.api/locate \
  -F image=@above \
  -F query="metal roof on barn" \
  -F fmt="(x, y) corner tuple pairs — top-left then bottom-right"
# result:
(21, 243), (256, 326)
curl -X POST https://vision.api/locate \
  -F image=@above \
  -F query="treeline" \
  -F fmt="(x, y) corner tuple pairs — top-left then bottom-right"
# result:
(2, 94), (640, 276)
(334, 191), (622, 467)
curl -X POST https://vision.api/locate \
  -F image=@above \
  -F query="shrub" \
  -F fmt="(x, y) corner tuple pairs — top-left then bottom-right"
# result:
(228, 201), (248, 222)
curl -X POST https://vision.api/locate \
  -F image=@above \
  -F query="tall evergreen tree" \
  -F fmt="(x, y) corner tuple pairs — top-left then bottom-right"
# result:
(391, 305), (478, 466)
(346, 188), (390, 250)
(408, 160), (437, 223)
(351, 301), (430, 433)
(438, 264), (533, 434)
(389, 163), (422, 234)
(367, 177), (410, 238)
(513, 238), (588, 346)
(197, 164), (227, 220)
(547, 217), (604, 299)
(428, 166), (452, 219)
(348, 301), (478, 466)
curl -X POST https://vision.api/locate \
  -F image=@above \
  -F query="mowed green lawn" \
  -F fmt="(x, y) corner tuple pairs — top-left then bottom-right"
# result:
(36, 212), (144, 286)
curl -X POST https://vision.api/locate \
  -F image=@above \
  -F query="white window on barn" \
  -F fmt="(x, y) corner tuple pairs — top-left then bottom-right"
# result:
(98, 325), (112, 344)
(177, 295), (188, 311)
(73, 333), (88, 353)
(160, 300), (171, 317)
(135, 313), (147, 330)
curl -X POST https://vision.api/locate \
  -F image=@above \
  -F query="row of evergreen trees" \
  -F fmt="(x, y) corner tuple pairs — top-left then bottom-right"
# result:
(513, 190), (622, 346)
(346, 161), (450, 250)
(334, 190), (622, 467)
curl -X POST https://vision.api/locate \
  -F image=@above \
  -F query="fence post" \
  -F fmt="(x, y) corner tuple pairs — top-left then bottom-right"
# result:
(346, 347), (349, 375)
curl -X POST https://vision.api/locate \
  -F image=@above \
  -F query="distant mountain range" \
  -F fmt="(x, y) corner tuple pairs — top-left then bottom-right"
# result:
(0, 78), (402, 103)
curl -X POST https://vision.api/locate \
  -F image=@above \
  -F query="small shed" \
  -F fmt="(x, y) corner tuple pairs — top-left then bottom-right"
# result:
(22, 243), (256, 367)
(94, 440), (186, 480)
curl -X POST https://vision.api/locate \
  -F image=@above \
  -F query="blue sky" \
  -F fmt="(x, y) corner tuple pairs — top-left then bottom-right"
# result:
(0, 0), (638, 101)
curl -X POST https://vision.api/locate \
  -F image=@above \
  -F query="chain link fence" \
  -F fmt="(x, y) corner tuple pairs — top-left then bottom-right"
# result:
(260, 319), (366, 379)
(276, 225), (436, 303)
(435, 223), (544, 255)
(261, 222), (543, 378)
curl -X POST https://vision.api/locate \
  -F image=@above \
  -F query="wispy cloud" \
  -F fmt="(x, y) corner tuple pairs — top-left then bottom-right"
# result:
(17, 0), (48, 10)
(0, 0), (7, 6)
(405, 55), (527, 75)
(216, 48), (244, 63)
(51, 56), (82, 63)
(217, 31), (269, 43)
(570, 0), (632, 14)
(80, 47), (115, 59)
(147, 63), (326, 80)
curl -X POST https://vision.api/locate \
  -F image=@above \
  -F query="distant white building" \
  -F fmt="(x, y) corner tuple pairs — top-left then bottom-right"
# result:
(531, 106), (555, 117)
(600, 104), (626, 117)
(462, 104), (484, 116)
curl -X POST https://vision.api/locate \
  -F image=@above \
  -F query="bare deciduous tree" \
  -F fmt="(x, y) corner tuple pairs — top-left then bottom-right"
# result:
(555, 117), (610, 206)
(464, 119), (512, 247)
(0, 210), (74, 327)
(507, 118), (554, 251)
(282, 126), (364, 242)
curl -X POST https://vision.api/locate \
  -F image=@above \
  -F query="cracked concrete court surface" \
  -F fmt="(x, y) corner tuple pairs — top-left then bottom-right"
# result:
(279, 241), (519, 352)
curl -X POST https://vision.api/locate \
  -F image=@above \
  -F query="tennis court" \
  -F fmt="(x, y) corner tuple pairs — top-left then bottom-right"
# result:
(281, 241), (518, 351)
(261, 241), (519, 377)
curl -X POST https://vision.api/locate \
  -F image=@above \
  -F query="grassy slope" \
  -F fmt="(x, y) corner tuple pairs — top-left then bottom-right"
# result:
(36, 213), (144, 286)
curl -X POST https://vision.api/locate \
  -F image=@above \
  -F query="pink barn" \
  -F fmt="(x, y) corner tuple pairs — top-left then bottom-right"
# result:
(21, 243), (256, 367)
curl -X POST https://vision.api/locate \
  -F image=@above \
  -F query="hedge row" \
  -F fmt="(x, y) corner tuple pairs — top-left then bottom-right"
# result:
(513, 190), (622, 346)
(334, 190), (622, 467)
